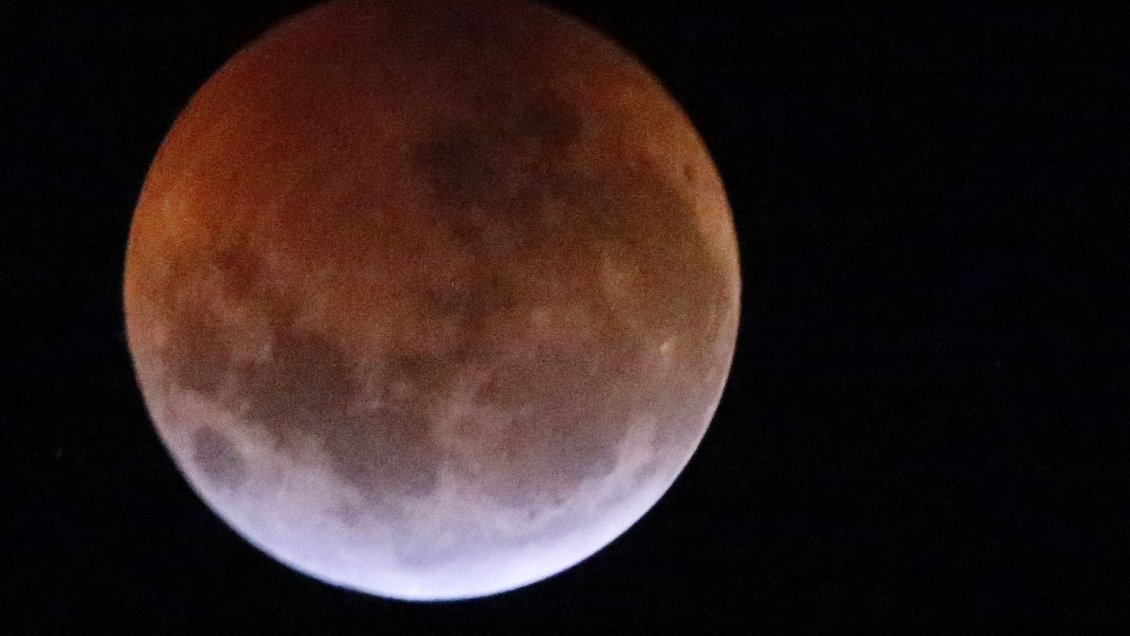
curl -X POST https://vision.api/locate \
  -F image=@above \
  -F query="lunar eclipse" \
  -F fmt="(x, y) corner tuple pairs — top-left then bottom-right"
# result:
(124, 0), (739, 600)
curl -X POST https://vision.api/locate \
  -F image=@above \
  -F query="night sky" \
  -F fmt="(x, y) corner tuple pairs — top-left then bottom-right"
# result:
(4, 0), (1129, 630)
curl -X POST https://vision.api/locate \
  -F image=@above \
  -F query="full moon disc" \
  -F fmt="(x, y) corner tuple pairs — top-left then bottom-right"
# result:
(124, 0), (739, 600)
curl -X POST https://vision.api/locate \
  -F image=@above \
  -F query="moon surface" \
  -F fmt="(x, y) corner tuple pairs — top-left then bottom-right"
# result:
(124, 0), (739, 600)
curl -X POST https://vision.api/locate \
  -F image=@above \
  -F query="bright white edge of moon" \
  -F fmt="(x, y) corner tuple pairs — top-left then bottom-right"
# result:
(142, 358), (729, 601)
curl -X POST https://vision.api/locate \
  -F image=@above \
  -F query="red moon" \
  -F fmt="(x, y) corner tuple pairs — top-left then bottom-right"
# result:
(124, 0), (739, 600)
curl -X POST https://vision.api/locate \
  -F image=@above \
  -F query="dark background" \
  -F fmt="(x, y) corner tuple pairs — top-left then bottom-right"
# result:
(4, 0), (1129, 631)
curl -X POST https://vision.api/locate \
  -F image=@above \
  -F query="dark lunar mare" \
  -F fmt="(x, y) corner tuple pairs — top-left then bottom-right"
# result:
(191, 426), (249, 490)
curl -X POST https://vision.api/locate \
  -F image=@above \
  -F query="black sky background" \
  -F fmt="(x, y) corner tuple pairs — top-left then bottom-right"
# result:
(4, 0), (1130, 631)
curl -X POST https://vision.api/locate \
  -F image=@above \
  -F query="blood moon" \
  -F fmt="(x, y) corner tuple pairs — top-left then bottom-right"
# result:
(124, 0), (739, 600)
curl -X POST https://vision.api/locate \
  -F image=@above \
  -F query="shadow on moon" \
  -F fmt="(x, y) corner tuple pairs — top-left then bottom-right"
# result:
(125, 0), (739, 596)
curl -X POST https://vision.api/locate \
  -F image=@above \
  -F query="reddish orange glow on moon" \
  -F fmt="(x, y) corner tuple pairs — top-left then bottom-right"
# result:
(124, 0), (739, 600)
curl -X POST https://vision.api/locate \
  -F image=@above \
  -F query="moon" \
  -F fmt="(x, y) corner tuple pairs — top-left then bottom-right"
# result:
(124, 0), (739, 601)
